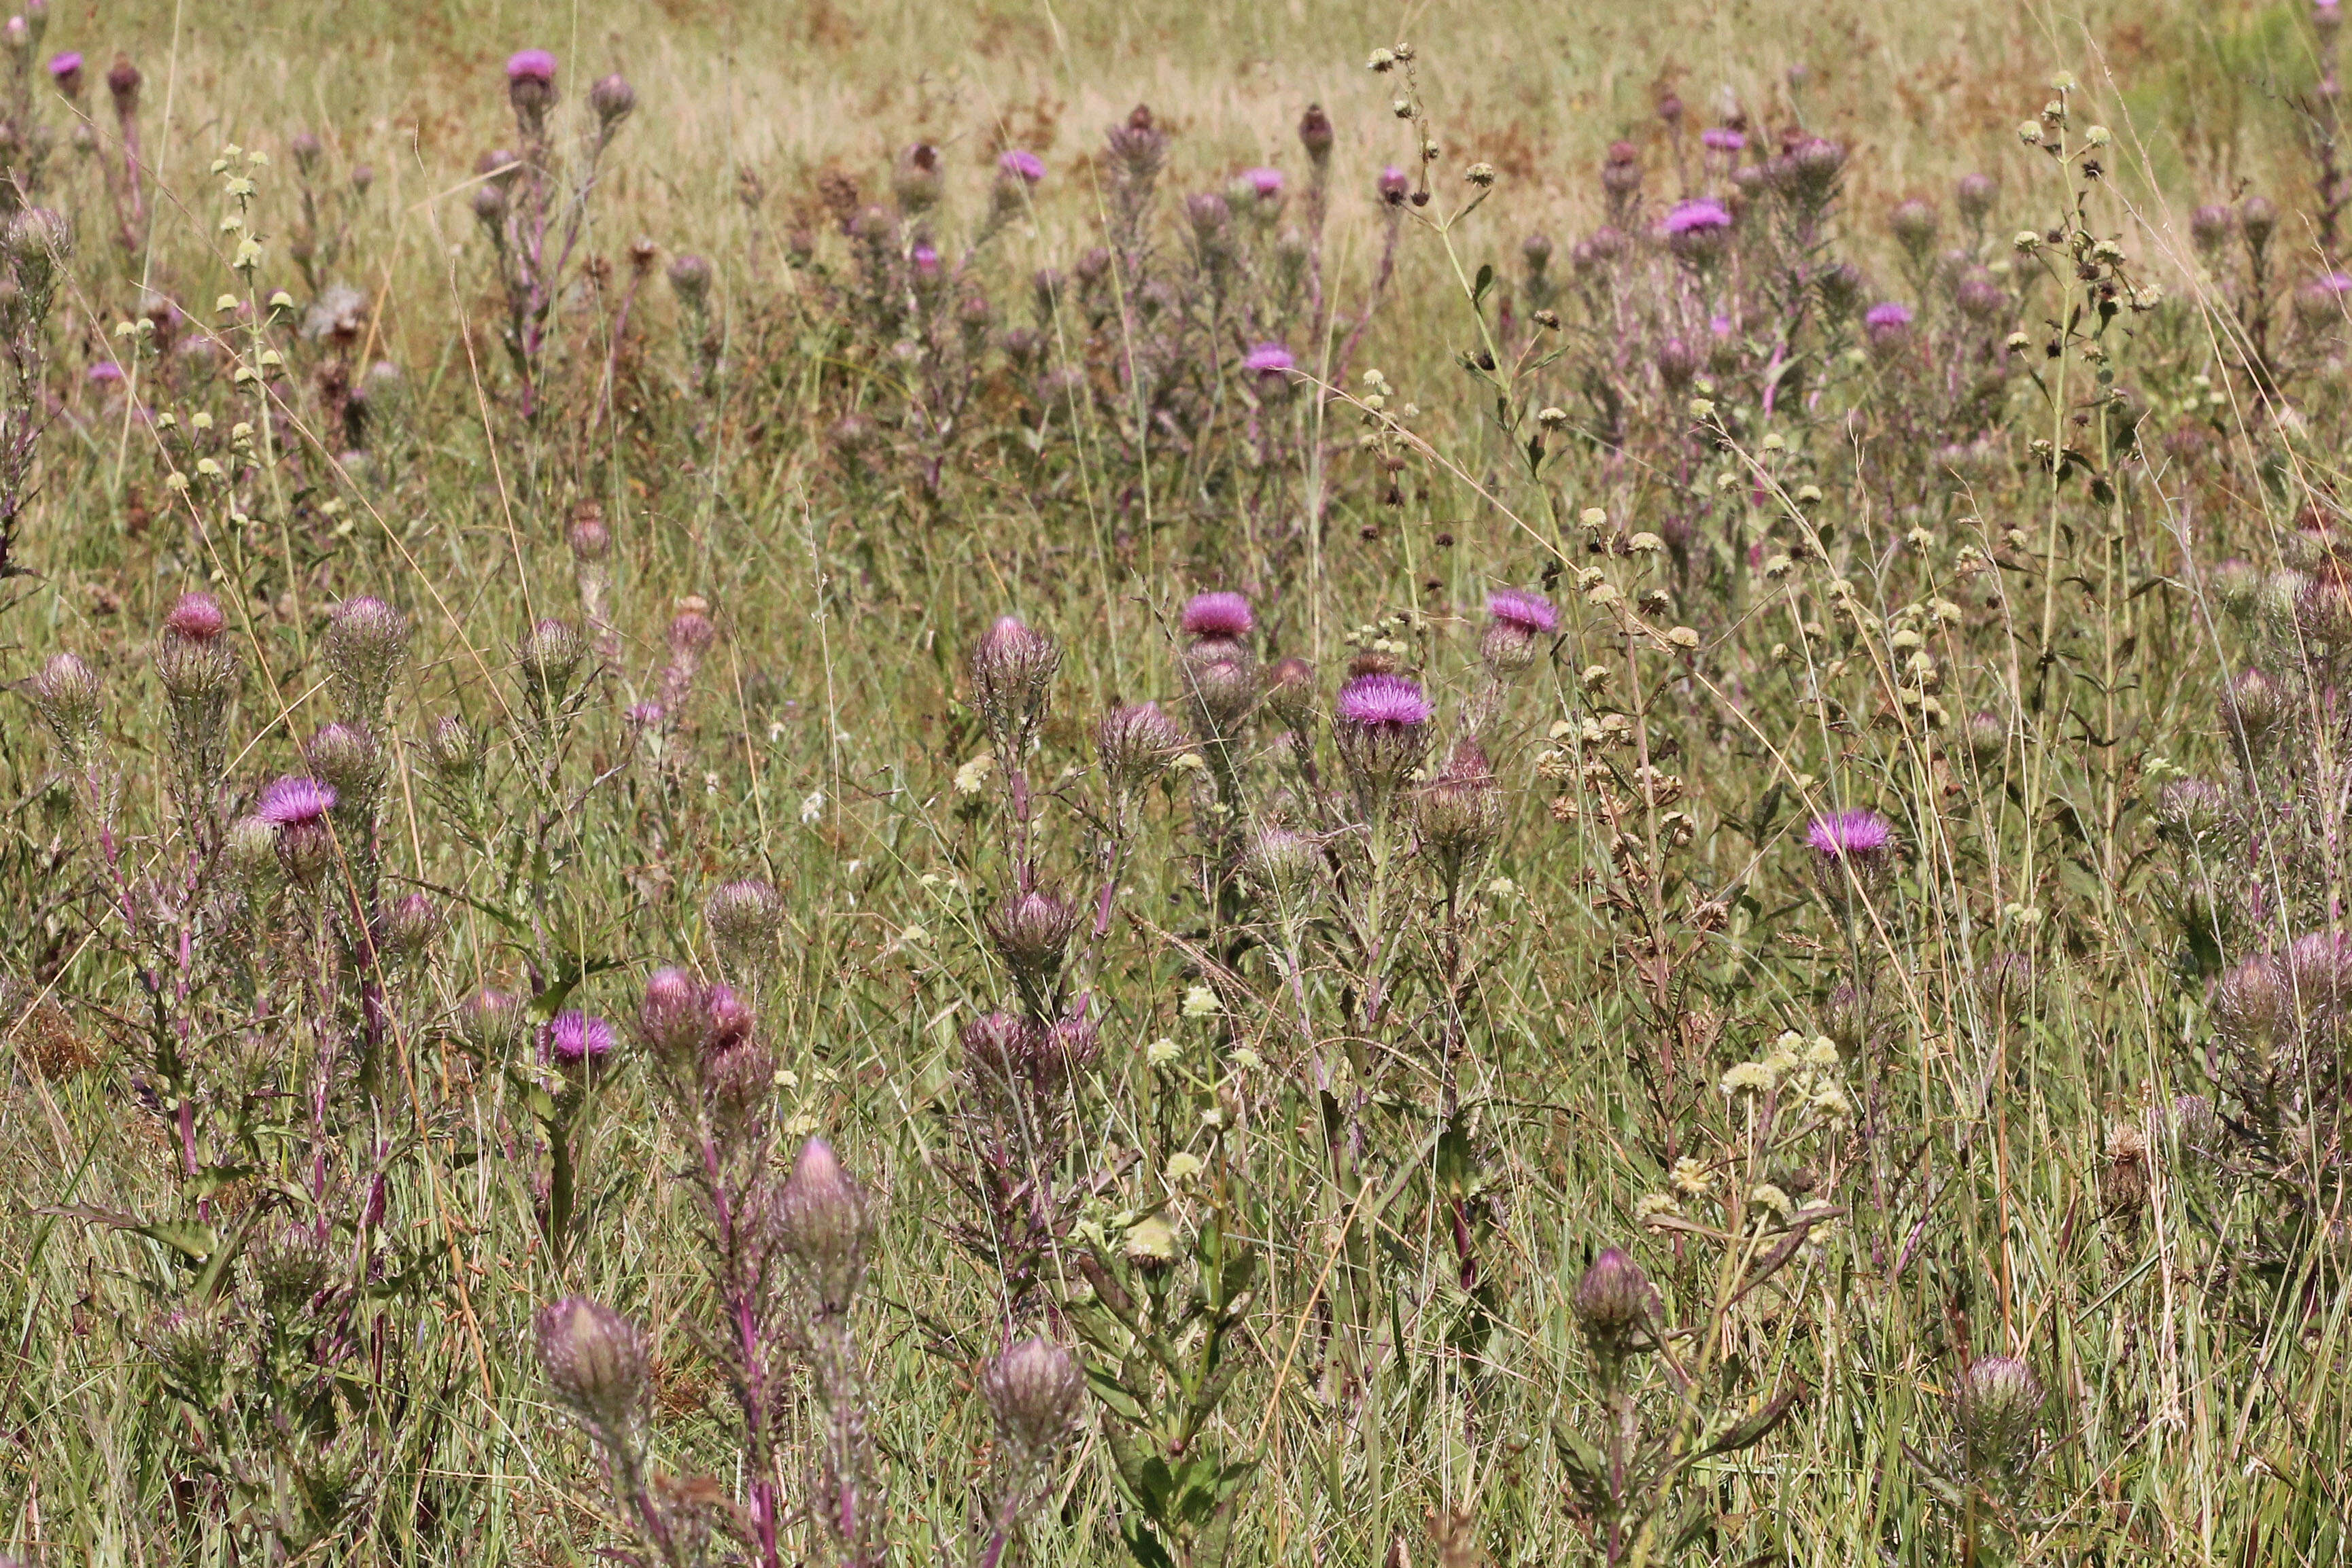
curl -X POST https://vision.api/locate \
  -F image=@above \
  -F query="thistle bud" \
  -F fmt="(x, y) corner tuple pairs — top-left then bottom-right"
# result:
(2224, 667), (2285, 754)
(1243, 825), (1324, 906)
(2190, 203), (2235, 258)
(969, 615), (1059, 746)
(104, 53), (137, 116)
(156, 593), (239, 720)
(1416, 737), (1504, 869)
(1296, 102), (1334, 165)
(251, 1223), (332, 1310)
(961, 1009), (1041, 1088)
(1482, 588), (1559, 677)
(29, 650), (103, 763)
(146, 1306), (226, 1397)
(772, 1137), (876, 1310)
(1573, 1247), (1657, 1362)
(383, 892), (440, 962)
(1954, 171), (1997, 223)
(986, 888), (1076, 987)
(587, 72), (634, 129)
(1954, 1355), (2043, 1475)
(536, 1296), (651, 1444)
(305, 722), (383, 809)
(1182, 640), (1258, 732)
(2215, 954), (2289, 1052)
(706, 877), (785, 964)
(471, 183), (508, 227)
(515, 618), (587, 703)
(893, 141), (944, 213)
(2154, 777), (2226, 840)
(982, 1337), (1086, 1459)
(226, 814), (280, 887)
(1096, 701), (1186, 792)
(2239, 195), (2277, 256)
(636, 966), (710, 1062)
(1888, 196), (1938, 260)
(424, 714), (485, 782)
(1264, 655), (1317, 729)
(323, 596), (409, 721)
(667, 252), (712, 307)
(1963, 710), (2007, 768)
(456, 988), (525, 1058)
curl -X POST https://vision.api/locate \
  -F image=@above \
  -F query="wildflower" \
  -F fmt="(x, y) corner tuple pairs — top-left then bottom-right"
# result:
(1701, 126), (1744, 152)
(1482, 587), (1557, 675)
(1243, 826), (1324, 905)
(1183, 640), (1258, 732)
(1377, 164), (1411, 204)
(1243, 341), (1295, 387)
(1956, 170), (1997, 222)
(1240, 165), (1284, 200)
(1661, 198), (1733, 262)
(998, 148), (1046, 185)
(1334, 672), (1433, 797)
(1298, 103), (1334, 163)
(1264, 655), (1317, 728)
(536, 1297), (651, 1446)
(383, 892), (440, 963)
(1863, 300), (1914, 353)
(255, 776), (339, 884)
(1720, 1060), (1777, 1096)
(456, 990), (525, 1058)
(29, 650), (103, 765)
(505, 48), (558, 128)
(1181, 591), (1254, 642)
(954, 754), (996, 795)
(1163, 1151), (1205, 1187)
(982, 1338), (1085, 1460)
(45, 49), (78, 97)
(1122, 1214), (1176, 1270)
(2189, 203), (2234, 257)
(667, 253), (712, 307)
(547, 1010), (615, 1064)
(305, 722), (382, 807)
(1805, 807), (1894, 869)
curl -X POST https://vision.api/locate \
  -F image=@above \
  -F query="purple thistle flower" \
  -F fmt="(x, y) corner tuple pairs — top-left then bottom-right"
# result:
(165, 592), (228, 643)
(1241, 165), (1285, 198)
(505, 48), (557, 83)
(1805, 808), (1893, 863)
(998, 148), (1046, 185)
(1661, 198), (1732, 236)
(547, 1009), (616, 1063)
(1243, 342), (1294, 375)
(911, 244), (941, 279)
(1487, 588), (1559, 635)
(1336, 673), (1433, 731)
(2318, 271), (2352, 295)
(1864, 300), (1914, 331)
(87, 362), (123, 385)
(1701, 127), (1746, 153)
(255, 776), (337, 827)
(1181, 591), (1253, 640)
(1378, 164), (1411, 203)
(47, 51), (82, 92)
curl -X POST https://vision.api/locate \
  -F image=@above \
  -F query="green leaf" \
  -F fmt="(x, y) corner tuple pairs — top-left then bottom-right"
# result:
(1472, 262), (1495, 307)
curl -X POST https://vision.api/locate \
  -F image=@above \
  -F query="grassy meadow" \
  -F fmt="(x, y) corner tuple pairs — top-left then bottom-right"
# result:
(1, 0), (2349, 1563)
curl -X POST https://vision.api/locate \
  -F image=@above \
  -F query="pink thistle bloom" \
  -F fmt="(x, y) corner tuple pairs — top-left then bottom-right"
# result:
(1661, 198), (1732, 235)
(1864, 300), (1914, 331)
(547, 1009), (615, 1063)
(1243, 342), (1294, 375)
(1486, 588), (1558, 635)
(47, 51), (82, 87)
(256, 776), (337, 827)
(1336, 672), (1433, 731)
(165, 592), (227, 642)
(998, 149), (1046, 185)
(1701, 128), (1746, 153)
(87, 362), (123, 385)
(1805, 808), (1893, 863)
(911, 244), (941, 278)
(2317, 271), (2352, 294)
(1378, 164), (1411, 202)
(1181, 591), (1253, 639)
(1241, 165), (1285, 198)
(505, 48), (557, 83)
